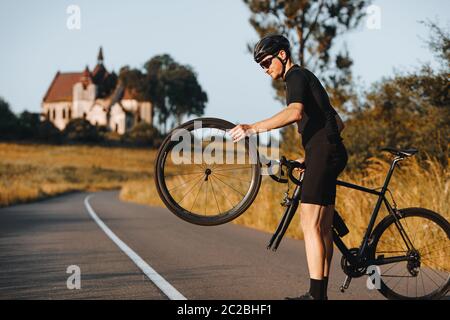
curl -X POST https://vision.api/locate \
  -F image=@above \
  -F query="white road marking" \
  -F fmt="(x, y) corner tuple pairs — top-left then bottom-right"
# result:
(84, 195), (187, 300)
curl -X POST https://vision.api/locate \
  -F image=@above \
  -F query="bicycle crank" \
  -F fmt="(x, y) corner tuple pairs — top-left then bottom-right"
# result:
(341, 248), (367, 278)
(340, 276), (352, 293)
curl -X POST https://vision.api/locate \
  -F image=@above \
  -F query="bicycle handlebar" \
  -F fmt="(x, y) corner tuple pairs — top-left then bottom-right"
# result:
(265, 155), (305, 186)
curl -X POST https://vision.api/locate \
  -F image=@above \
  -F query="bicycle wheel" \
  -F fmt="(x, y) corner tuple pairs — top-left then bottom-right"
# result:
(370, 207), (450, 299)
(154, 118), (262, 226)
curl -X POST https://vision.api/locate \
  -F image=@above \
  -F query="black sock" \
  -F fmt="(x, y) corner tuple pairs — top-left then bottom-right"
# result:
(322, 276), (329, 299)
(309, 278), (324, 300)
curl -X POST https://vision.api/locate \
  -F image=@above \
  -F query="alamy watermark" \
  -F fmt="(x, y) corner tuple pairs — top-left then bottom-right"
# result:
(366, 5), (381, 30)
(66, 265), (81, 290)
(169, 120), (280, 174)
(366, 265), (381, 290)
(66, 5), (81, 30)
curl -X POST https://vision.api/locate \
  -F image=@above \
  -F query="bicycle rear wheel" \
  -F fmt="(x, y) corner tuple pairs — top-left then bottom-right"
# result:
(371, 208), (450, 299)
(154, 118), (262, 226)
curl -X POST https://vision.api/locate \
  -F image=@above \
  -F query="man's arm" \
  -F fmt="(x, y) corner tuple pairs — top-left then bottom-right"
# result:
(229, 103), (303, 142)
(252, 102), (303, 132)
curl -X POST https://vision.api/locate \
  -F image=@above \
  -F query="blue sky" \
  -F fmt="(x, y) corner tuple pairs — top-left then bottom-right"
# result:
(0, 0), (448, 126)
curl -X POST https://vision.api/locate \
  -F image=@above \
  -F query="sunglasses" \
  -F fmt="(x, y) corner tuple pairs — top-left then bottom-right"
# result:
(259, 56), (276, 69)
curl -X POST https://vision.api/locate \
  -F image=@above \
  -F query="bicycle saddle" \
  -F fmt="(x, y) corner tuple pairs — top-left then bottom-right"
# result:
(381, 147), (418, 157)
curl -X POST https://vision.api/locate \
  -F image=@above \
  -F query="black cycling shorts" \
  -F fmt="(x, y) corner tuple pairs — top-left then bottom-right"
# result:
(300, 141), (348, 206)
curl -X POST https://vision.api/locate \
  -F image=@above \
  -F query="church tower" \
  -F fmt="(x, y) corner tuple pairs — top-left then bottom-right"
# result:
(97, 46), (104, 65)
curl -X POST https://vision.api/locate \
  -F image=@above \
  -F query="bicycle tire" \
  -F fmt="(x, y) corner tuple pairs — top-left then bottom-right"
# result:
(370, 207), (450, 300)
(154, 117), (262, 226)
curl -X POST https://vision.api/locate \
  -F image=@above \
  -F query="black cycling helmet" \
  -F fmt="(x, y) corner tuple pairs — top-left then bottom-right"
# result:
(253, 34), (291, 63)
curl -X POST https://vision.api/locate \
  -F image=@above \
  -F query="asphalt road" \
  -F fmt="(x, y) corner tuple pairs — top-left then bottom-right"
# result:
(0, 191), (385, 300)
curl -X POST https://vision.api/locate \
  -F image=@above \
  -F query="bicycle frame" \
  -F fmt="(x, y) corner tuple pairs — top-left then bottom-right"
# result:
(337, 156), (417, 266)
(268, 156), (416, 268)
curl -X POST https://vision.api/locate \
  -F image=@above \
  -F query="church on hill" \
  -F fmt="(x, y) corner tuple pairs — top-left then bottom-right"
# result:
(41, 47), (153, 134)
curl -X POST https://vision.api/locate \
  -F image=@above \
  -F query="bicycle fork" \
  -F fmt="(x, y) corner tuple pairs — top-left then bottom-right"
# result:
(267, 185), (357, 293)
(267, 185), (301, 251)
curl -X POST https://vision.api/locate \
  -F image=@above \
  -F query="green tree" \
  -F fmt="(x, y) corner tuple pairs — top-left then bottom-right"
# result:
(17, 111), (40, 139)
(143, 54), (178, 133)
(422, 20), (450, 70)
(243, 0), (370, 156)
(120, 54), (207, 133)
(119, 66), (146, 97)
(344, 22), (450, 169)
(164, 64), (207, 126)
(0, 97), (19, 140)
(244, 0), (369, 103)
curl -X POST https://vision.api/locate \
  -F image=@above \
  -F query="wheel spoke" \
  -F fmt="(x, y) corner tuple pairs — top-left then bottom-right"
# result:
(165, 170), (205, 177)
(420, 268), (426, 296)
(420, 244), (450, 257)
(404, 216), (420, 248)
(190, 178), (205, 212)
(213, 171), (251, 184)
(204, 178), (208, 215)
(210, 175), (235, 209)
(168, 173), (204, 192)
(209, 176), (222, 214)
(420, 266), (443, 289)
(421, 253), (450, 262)
(382, 262), (401, 284)
(377, 237), (407, 253)
(391, 269), (409, 291)
(376, 250), (408, 254)
(420, 261), (448, 281)
(383, 261), (402, 274)
(381, 274), (414, 278)
(212, 174), (246, 197)
(406, 272), (409, 297)
(178, 175), (205, 204)
(417, 238), (449, 253)
(416, 272), (418, 297)
(211, 166), (252, 173)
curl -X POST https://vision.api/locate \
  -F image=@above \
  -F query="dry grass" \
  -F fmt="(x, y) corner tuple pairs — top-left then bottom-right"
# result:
(336, 155), (449, 247)
(0, 142), (155, 207)
(120, 153), (449, 271)
(120, 154), (449, 241)
(2, 142), (448, 270)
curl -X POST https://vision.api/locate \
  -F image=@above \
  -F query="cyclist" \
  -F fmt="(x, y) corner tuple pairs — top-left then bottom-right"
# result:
(229, 34), (348, 300)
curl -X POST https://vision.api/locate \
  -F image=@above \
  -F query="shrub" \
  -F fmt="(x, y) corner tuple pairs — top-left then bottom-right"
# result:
(63, 119), (102, 143)
(0, 97), (19, 140)
(122, 122), (162, 147)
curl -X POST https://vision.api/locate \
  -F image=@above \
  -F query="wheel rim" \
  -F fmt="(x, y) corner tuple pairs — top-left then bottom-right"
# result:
(374, 212), (450, 299)
(156, 120), (261, 224)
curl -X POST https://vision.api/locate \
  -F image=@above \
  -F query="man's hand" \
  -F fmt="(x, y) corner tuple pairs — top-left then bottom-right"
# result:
(229, 124), (256, 142)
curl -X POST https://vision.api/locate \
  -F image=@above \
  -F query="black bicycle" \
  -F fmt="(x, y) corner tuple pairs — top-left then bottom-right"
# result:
(155, 117), (450, 300)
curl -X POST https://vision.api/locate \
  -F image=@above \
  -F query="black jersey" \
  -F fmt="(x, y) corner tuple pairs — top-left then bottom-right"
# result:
(285, 65), (341, 147)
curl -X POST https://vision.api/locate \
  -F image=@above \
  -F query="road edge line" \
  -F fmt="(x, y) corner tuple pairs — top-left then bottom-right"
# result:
(84, 194), (187, 300)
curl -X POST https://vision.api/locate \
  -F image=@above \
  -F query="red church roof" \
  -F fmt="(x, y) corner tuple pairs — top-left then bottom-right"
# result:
(43, 47), (143, 103)
(43, 72), (85, 102)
